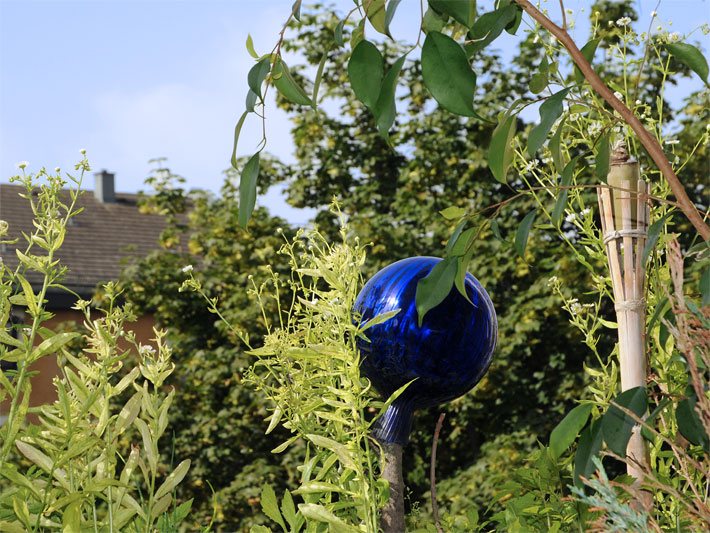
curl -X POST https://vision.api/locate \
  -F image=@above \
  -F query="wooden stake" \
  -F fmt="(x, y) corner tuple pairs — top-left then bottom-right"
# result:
(380, 443), (405, 533)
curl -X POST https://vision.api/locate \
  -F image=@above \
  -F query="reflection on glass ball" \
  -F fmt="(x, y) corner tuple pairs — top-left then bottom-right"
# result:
(355, 256), (497, 444)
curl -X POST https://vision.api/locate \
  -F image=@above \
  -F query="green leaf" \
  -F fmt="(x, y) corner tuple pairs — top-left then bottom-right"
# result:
(574, 39), (600, 84)
(428, 0), (476, 28)
(514, 211), (536, 257)
(281, 490), (299, 532)
(439, 206), (466, 220)
(422, 7), (447, 33)
(365, 0), (386, 34)
(350, 19), (365, 50)
(488, 112), (517, 183)
(415, 257), (457, 326)
(550, 403), (593, 459)
(334, 20), (345, 46)
(62, 501), (81, 533)
(230, 110), (249, 169)
(32, 331), (79, 361)
(549, 117), (567, 174)
(665, 42), (709, 84)
(298, 504), (359, 533)
(466, 5), (517, 55)
(246, 34), (258, 59)
(373, 54), (407, 140)
(601, 386), (647, 457)
(312, 49), (329, 108)
(701, 267), (710, 307)
(245, 89), (258, 112)
(305, 434), (357, 470)
(359, 308), (400, 331)
(291, 0), (301, 21)
(15, 441), (69, 489)
(527, 88), (570, 157)
(384, 0), (402, 37)
(238, 152), (261, 228)
(261, 484), (287, 531)
(272, 60), (313, 107)
(595, 132), (611, 178)
(348, 41), (384, 109)
(641, 398), (671, 441)
(529, 56), (549, 94)
(677, 395), (710, 451)
(155, 459), (191, 500)
(551, 157), (577, 227)
(422, 32), (477, 117)
(642, 214), (668, 263)
(573, 418), (603, 486)
(248, 58), (271, 99)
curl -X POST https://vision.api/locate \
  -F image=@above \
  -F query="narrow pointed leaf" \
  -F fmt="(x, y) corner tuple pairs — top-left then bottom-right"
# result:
(642, 214), (669, 263)
(154, 459), (191, 500)
(601, 386), (647, 457)
(238, 152), (261, 228)
(573, 419), (603, 486)
(574, 39), (600, 83)
(514, 211), (537, 257)
(415, 257), (457, 325)
(364, 0), (386, 34)
(373, 54), (407, 140)
(230, 111), (249, 169)
(665, 42), (709, 84)
(527, 88), (570, 156)
(246, 34), (258, 58)
(422, 32), (477, 116)
(384, 0), (402, 37)
(248, 58), (271, 99)
(488, 113), (517, 183)
(466, 5), (517, 55)
(677, 395), (710, 451)
(272, 60), (313, 107)
(552, 157), (578, 226)
(550, 403), (593, 459)
(595, 132), (611, 178)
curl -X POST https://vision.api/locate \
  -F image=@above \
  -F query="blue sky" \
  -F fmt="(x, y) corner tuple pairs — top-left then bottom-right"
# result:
(1, 1), (708, 224)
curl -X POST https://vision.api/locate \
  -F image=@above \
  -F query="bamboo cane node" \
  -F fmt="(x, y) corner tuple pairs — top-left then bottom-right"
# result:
(614, 299), (646, 312)
(603, 229), (647, 245)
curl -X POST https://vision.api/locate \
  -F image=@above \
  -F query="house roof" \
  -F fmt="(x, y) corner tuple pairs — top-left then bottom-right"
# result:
(0, 183), (167, 302)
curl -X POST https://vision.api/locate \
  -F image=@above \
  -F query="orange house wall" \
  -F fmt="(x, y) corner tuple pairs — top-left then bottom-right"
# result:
(2, 311), (157, 415)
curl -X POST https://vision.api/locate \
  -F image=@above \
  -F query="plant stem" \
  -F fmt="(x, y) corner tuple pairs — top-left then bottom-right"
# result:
(430, 413), (446, 533)
(380, 442), (405, 533)
(513, 0), (710, 241)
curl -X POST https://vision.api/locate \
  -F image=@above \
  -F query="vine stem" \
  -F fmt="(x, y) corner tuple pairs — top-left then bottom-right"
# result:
(430, 413), (446, 533)
(513, 0), (710, 241)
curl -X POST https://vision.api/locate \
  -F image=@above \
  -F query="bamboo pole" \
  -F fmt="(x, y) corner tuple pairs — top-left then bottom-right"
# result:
(598, 141), (651, 501)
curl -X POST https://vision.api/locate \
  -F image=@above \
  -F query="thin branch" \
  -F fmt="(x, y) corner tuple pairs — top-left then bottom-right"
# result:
(558, 0), (567, 30)
(430, 412), (446, 533)
(513, 0), (710, 241)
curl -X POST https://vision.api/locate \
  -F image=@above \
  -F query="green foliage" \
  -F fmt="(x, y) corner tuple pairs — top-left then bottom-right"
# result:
(0, 163), (190, 531)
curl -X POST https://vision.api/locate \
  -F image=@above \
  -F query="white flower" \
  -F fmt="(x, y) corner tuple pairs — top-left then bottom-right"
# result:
(16, 161), (29, 169)
(616, 17), (632, 27)
(533, 34), (540, 44)
(665, 139), (680, 145)
(524, 160), (539, 172)
(668, 32), (680, 43)
(650, 10), (658, 18)
(565, 212), (577, 223)
(54, 167), (61, 173)
(635, 99), (642, 105)
(181, 264), (193, 273)
(613, 91), (624, 100)
(587, 123), (602, 137)
(547, 276), (559, 286)
(570, 301), (582, 314)
(581, 208), (591, 216)
(79, 148), (87, 155)
(138, 344), (157, 357)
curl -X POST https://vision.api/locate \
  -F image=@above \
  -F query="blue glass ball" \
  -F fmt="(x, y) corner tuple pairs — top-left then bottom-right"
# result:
(355, 256), (497, 444)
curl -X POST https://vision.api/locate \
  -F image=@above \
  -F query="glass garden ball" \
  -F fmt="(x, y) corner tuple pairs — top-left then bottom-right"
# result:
(354, 256), (497, 444)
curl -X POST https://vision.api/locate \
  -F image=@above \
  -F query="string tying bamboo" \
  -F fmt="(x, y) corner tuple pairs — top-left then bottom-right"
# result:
(597, 140), (651, 489)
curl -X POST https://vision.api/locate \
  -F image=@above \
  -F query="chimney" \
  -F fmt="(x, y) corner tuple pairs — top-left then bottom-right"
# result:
(94, 170), (115, 203)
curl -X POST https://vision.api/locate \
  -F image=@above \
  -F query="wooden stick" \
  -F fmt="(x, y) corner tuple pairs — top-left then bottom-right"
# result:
(430, 413), (446, 533)
(380, 443), (405, 533)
